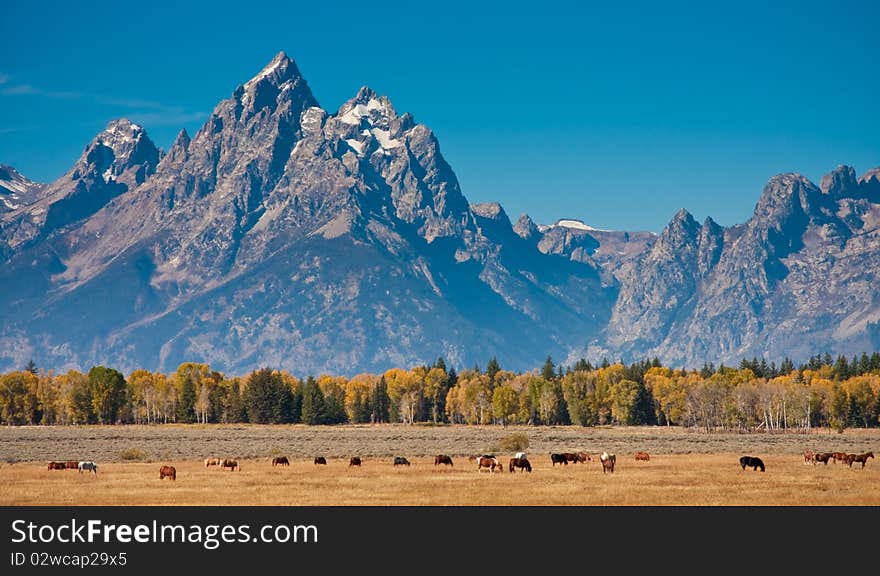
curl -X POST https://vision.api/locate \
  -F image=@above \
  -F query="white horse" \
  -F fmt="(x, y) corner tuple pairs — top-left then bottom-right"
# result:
(78, 461), (98, 475)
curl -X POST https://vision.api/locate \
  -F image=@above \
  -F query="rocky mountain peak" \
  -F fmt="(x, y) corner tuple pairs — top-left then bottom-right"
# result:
(243, 51), (300, 88)
(0, 164), (45, 212)
(336, 86), (398, 130)
(820, 164), (858, 198)
(658, 208), (700, 250)
(513, 213), (538, 240)
(88, 118), (160, 184)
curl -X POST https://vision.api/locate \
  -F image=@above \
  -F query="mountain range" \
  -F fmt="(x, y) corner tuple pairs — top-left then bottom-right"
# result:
(2, 52), (878, 376)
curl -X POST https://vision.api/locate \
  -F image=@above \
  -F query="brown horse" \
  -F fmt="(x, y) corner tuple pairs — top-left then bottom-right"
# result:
(803, 451), (816, 465)
(349, 457), (361, 467)
(831, 452), (848, 464)
(65, 460), (79, 470)
(508, 457), (532, 473)
(272, 456), (289, 467)
(477, 456), (501, 473)
(600, 452), (616, 474)
(159, 465), (176, 480)
(575, 452), (591, 463)
(204, 457), (221, 468)
(814, 452), (832, 465)
(634, 451), (650, 461)
(434, 454), (454, 467)
(220, 459), (239, 471)
(47, 461), (66, 470)
(846, 452), (874, 468)
(314, 456), (327, 465)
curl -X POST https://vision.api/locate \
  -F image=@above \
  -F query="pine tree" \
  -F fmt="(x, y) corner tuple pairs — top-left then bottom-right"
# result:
(370, 376), (390, 423)
(24, 359), (37, 375)
(177, 375), (197, 423)
(541, 356), (556, 381)
(300, 376), (327, 425)
(486, 356), (500, 384)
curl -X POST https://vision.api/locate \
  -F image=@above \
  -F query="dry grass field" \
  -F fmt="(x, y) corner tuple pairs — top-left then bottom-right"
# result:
(1, 424), (877, 506)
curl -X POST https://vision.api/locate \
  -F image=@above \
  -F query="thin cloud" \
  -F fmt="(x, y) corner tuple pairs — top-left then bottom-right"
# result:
(1, 83), (80, 99)
(128, 109), (209, 126)
(1, 77), (205, 129)
(97, 96), (167, 109)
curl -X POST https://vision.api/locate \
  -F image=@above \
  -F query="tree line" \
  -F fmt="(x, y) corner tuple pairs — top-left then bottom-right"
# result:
(2, 352), (880, 431)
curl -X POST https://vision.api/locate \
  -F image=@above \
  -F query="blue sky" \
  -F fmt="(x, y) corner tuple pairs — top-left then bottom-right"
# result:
(1, 0), (878, 232)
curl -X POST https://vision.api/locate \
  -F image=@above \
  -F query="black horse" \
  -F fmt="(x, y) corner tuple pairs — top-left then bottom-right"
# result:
(739, 455), (765, 472)
(508, 457), (532, 473)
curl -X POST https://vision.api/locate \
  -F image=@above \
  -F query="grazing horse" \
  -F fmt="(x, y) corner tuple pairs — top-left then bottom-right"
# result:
(814, 452), (832, 465)
(220, 459), (239, 471)
(272, 456), (289, 467)
(47, 461), (66, 470)
(508, 457), (532, 473)
(314, 456), (327, 465)
(159, 465), (176, 480)
(204, 457), (221, 468)
(600, 452), (616, 474)
(477, 456), (501, 473)
(575, 452), (591, 463)
(550, 453), (568, 466)
(349, 457), (361, 467)
(65, 461), (79, 470)
(846, 452), (874, 468)
(78, 461), (98, 475)
(393, 456), (411, 467)
(434, 454), (454, 467)
(803, 451), (816, 465)
(562, 452), (581, 464)
(831, 452), (848, 464)
(739, 456), (765, 472)
(634, 451), (650, 461)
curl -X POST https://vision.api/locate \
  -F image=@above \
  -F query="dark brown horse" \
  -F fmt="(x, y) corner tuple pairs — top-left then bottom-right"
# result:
(314, 456), (327, 465)
(220, 459), (239, 471)
(159, 465), (176, 480)
(349, 457), (361, 467)
(434, 454), (454, 467)
(508, 457), (532, 473)
(47, 461), (66, 470)
(65, 460), (78, 469)
(845, 452), (874, 468)
(814, 452), (832, 465)
(272, 456), (289, 467)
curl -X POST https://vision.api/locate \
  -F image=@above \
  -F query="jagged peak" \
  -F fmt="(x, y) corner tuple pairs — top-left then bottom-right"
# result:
(671, 207), (696, 223)
(173, 128), (190, 149)
(513, 213), (538, 239)
(820, 164), (857, 196)
(337, 86), (397, 126)
(96, 118), (147, 147)
(858, 166), (880, 185)
(702, 215), (721, 230)
(243, 51), (300, 88)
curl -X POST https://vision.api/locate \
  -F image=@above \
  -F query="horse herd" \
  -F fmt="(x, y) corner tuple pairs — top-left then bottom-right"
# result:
(45, 448), (874, 482)
(46, 460), (98, 474)
(803, 450), (874, 468)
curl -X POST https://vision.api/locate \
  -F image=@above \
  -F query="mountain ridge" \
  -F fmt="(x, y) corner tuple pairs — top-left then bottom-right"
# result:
(1, 52), (878, 376)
